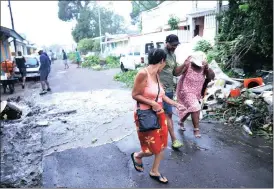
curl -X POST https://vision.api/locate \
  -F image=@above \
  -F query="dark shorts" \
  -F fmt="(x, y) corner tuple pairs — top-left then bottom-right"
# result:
(40, 69), (49, 81)
(19, 68), (27, 77)
(163, 91), (174, 115)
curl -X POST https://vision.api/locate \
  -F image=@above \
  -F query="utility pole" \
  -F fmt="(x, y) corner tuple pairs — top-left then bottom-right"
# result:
(216, 0), (222, 35)
(98, 6), (102, 55)
(8, 0), (17, 53)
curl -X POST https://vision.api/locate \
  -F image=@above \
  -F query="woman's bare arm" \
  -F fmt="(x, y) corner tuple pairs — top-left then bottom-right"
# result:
(162, 94), (176, 106)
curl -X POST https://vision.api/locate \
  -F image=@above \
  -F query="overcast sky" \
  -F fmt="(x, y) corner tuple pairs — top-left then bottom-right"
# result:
(1, 1), (132, 47)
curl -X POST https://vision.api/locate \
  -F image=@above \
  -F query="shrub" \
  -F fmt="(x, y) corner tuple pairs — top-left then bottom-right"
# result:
(114, 70), (138, 88)
(168, 15), (180, 30)
(67, 52), (77, 62)
(82, 55), (100, 68)
(193, 40), (212, 53)
(105, 56), (119, 68)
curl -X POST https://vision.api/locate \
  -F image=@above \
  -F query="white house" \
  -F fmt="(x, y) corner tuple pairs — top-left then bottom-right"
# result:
(141, 1), (229, 44)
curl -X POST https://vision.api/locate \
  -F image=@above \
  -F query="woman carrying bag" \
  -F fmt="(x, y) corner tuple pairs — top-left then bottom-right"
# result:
(131, 48), (185, 184)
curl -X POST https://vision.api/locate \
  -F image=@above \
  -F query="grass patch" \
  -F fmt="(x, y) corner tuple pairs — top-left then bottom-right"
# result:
(114, 70), (138, 88)
(82, 55), (119, 70)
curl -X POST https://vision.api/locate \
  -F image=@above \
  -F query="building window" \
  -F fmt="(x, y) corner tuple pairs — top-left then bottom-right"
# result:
(184, 25), (190, 30)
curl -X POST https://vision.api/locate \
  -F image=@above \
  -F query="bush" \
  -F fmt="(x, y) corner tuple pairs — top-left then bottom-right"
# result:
(114, 70), (138, 88)
(82, 55), (100, 68)
(193, 40), (212, 53)
(78, 38), (94, 54)
(105, 56), (119, 68)
(68, 52), (77, 62)
(206, 48), (220, 63)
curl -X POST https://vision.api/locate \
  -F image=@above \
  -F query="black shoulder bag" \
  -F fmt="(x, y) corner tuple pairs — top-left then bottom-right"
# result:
(136, 75), (161, 132)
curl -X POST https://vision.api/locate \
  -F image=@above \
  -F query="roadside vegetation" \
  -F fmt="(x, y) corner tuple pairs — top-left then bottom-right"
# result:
(114, 70), (138, 88)
(81, 55), (120, 71)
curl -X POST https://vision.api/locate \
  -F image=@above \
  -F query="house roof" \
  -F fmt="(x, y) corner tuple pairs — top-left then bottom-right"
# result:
(0, 26), (25, 41)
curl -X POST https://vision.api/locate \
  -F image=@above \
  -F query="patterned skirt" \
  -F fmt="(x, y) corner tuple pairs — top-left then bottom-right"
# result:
(134, 111), (168, 155)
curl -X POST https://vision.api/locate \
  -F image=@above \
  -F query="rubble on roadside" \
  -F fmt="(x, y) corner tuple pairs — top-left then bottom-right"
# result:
(201, 61), (273, 139)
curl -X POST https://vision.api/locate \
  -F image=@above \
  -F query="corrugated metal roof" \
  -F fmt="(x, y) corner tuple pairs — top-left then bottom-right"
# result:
(0, 26), (25, 41)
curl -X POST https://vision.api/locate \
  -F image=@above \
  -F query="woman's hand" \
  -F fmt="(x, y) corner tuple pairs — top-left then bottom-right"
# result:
(151, 101), (162, 112)
(174, 102), (186, 111)
(202, 61), (209, 71)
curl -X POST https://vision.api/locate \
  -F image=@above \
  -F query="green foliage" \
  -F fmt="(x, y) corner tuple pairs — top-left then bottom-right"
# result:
(168, 15), (180, 30)
(67, 52), (77, 62)
(130, 1), (165, 25)
(82, 55), (119, 70)
(58, 1), (125, 42)
(193, 40), (212, 53)
(206, 49), (220, 63)
(77, 38), (94, 54)
(105, 56), (120, 68)
(114, 70), (138, 88)
(58, 1), (90, 21)
(215, 0), (273, 72)
(93, 40), (101, 52)
(82, 55), (100, 68)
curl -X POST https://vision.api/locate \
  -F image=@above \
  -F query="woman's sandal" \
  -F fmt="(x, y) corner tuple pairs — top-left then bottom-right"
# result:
(149, 173), (168, 184)
(131, 153), (144, 172)
(194, 128), (201, 138)
(179, 122), (186, 131)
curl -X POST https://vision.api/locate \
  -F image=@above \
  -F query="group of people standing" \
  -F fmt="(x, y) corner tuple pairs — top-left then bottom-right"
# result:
(14, 48), (82, 95)
(131, 34), (215, 184)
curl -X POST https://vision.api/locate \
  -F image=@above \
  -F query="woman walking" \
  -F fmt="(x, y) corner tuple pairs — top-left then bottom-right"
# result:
(176, 52), (215, 138)
(131, 49), (185, 184)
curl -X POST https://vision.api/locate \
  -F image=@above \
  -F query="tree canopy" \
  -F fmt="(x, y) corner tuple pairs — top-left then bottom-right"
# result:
(58, 1), (125, 43)
(214, 0), (273, 72)
(130, 1), (165, 25)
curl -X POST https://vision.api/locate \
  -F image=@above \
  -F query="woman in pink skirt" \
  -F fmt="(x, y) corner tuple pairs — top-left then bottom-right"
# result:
(176, 53), (215, 138)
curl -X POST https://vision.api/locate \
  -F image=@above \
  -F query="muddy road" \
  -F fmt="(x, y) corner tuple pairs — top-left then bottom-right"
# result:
(0, 61), (273, 188)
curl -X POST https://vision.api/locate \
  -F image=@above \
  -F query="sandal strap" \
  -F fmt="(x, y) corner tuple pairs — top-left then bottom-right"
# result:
(194, 128), (200, 131)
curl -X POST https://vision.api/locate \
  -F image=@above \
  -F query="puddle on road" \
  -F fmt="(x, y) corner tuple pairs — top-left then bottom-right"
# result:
(1, 89), (135, 187)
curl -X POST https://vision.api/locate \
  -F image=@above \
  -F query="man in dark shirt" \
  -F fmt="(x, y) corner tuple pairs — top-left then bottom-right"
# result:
(159, 34), (186, 149)
(62, 49), (69, 69)
(38, 49), (51, 95)
(15, 51), (26, 89)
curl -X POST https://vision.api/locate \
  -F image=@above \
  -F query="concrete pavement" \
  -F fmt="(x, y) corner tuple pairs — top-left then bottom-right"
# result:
(1, 61), (272, 187)
(42, 61), (273, 188)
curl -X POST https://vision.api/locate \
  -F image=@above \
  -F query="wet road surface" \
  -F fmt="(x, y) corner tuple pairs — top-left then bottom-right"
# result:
(1, 61), (273, 188)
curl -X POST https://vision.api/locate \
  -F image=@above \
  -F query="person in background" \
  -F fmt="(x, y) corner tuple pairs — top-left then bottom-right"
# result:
(48, 50), (54, 64)
(75, 48), (81, 68)
(176, 52), (215, 138)
(159, 34), (185, 149)
(14, 51), (27, 89)
(62, 49), (69, 69)
(38, 49), (51, 95)
(131, 48), (185, 184)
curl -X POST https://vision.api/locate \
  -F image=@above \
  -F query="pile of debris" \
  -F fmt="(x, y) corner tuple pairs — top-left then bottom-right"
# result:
(201, 61), (273, 139)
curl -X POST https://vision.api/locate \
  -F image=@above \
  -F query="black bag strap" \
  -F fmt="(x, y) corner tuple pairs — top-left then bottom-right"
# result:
(137, 72), (160, 109)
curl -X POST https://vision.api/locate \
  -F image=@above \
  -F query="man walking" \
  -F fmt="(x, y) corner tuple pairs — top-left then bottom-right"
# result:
(62, 49), (69, 69)
(38, 49), (51, 95)
(14, 51), (26, 89)
(75, 48), (81, 68)
(159, 34), (185, 149)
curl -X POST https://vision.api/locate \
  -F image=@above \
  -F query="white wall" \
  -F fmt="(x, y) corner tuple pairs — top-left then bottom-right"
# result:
(141, 1), (222, 34)
(141, 1), (193, 34)
(203, 14), (216, 44)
